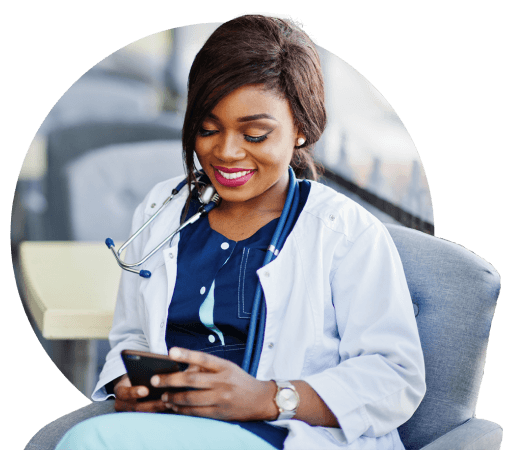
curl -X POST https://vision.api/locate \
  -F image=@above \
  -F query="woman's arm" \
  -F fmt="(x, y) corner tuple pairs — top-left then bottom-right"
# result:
(287, 380), (339, 427)
(302, 222), (426, 442)
(150, 347), (339, 427)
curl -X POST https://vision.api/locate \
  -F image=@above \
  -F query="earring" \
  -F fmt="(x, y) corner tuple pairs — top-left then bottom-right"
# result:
(297, 137), (306, 146)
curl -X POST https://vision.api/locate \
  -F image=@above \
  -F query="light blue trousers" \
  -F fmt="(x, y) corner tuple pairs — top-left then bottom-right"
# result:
(55, 412), (278, 450)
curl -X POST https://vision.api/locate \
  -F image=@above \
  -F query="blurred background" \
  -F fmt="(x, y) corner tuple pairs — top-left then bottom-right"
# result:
(11, 22), (433, 399)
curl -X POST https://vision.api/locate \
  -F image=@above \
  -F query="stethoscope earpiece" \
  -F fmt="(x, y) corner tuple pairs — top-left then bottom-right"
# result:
(199, 185), (217, 205)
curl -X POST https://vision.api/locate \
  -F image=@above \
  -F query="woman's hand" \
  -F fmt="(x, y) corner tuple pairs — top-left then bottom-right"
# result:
(151, 347), (278, 421)
(113, 374), (168, 413)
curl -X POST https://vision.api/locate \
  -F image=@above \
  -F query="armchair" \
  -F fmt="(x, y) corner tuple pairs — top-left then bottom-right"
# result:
(387, 224), (503, 449)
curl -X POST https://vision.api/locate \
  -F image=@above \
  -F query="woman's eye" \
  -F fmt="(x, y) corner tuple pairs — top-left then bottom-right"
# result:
(198, 127), (218, 137)
(244, 133), (270, 143)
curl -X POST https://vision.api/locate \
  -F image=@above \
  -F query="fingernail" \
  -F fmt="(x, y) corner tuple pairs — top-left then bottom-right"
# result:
(162, 393), (168, 402)
(151, 375), (160, 386)
(165, 403), (173, 409)
(138, 387), (148, 396)
(169, 348), (181, 358)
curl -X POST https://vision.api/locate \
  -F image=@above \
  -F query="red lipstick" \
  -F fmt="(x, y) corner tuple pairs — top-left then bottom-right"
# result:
(213, 166), (256, 187)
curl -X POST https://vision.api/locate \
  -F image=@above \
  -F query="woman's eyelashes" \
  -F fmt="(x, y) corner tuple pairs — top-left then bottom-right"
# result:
(198, 127), (218, 137)
(198, 127), (272, 143)
(244, 132), (270, 143)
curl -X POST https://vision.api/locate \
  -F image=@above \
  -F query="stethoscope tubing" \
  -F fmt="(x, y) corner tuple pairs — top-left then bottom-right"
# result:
(242, 167), (299, 375)
(250, 173), (301, 376)
(105, 175), (202, 277)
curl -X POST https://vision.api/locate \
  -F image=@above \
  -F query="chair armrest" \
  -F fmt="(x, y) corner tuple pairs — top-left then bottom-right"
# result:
(420, 418), (502, 450)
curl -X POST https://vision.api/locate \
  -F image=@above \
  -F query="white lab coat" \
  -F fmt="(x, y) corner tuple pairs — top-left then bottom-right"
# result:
(93, 175), (426, 450)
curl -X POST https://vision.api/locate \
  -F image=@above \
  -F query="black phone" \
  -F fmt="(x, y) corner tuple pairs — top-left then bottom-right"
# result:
(121, 349), (190, 401)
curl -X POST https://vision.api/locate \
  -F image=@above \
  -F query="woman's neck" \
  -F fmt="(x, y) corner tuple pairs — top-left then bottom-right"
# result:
(208, 176), (289, 241)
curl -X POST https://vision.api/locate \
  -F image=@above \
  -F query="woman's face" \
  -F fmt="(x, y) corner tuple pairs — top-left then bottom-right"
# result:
(194, 84), (304, 206)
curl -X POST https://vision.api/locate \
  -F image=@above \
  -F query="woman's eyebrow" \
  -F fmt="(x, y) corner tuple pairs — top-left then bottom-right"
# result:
(206, 113), (278, 123)
(237, 113), (278, 123)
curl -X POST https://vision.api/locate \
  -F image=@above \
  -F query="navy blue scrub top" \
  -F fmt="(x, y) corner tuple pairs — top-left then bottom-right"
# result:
(166, 179), (311, 450)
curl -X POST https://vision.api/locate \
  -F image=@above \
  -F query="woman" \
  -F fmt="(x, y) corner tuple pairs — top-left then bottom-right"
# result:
(30, 15), (425, 450)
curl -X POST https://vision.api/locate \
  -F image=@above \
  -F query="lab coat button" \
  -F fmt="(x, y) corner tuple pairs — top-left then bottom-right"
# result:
(268, 342), (274, 349)
(264, 271), (270, 277)
(200, 286), (206, 295)
(208, 335), (216, 343)
(169, 253), (174, 259)
(160, 322), (164, 328)
(329, 214), (336, 221)
(151, 203), (156, 208)
(221, 242), (229, 250)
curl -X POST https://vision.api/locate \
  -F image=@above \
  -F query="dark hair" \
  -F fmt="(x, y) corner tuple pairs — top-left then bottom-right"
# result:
(182, 15), (327, 194)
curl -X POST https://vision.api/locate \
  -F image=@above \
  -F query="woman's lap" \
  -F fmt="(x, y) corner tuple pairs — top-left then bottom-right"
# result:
(55, 412), (278, 450)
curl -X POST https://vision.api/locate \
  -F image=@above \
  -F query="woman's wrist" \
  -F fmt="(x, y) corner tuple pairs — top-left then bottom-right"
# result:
(257, 380), (279, 421)
(291, 380), (340, 428)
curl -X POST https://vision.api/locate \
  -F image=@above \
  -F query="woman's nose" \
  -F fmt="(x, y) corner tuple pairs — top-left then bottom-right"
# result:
(214, 133), (245, 162)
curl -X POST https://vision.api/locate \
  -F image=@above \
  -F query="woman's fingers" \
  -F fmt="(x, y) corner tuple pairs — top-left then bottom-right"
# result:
(152, 369), (215, 390)
(151, 348), (235, 389)
(115, 384), (149, 401)
(161, 386), (218, 406)
(169, 347), (226, 372)
(114, 379), (171, 413)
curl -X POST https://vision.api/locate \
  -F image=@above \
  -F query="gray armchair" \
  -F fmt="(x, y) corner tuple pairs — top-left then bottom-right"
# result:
(42, 117), (183, 241)
(23, 215), (503, 450)
(387, 224), (503, 449)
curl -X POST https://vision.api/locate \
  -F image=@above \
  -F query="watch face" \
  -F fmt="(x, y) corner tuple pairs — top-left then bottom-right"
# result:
(277, 387), (299, 410)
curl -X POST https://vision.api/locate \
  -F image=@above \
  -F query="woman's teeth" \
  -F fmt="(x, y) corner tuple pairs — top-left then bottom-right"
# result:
(217, 170), (252, 180)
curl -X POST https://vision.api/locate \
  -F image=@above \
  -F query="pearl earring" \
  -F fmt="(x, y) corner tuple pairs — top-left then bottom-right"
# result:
(297, 137), (306, 146)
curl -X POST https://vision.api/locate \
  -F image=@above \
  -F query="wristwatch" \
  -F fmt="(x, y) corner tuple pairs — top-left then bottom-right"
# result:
(272, 380), (300, 420)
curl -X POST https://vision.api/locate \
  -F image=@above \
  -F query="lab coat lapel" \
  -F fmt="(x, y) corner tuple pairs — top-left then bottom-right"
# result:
(256, 231), (317, 379)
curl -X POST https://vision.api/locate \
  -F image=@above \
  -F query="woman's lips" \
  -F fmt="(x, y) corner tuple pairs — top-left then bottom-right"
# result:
(213, 166), (256, 187)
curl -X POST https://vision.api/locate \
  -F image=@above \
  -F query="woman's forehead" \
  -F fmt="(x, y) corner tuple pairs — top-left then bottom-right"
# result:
(207, 84), (293, 124)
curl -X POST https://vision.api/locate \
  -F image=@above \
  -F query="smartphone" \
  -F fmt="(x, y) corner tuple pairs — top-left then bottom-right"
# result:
(121, 349), (190, 401)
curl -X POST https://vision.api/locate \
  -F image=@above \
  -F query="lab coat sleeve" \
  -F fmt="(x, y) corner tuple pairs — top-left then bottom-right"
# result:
(91, 201), (151, 401)
(302, 222), (426, 444)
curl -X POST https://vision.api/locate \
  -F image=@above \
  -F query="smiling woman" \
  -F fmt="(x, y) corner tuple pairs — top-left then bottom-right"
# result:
(196, 84), (305, 240)
(26, 14), (425, 450)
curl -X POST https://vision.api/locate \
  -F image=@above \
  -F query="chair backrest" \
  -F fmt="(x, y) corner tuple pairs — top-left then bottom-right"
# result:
(37, 72), (163, 136)
(65, 139), (185, 242)
(43, 119), (182, 240)
(386, 224), (501, 449)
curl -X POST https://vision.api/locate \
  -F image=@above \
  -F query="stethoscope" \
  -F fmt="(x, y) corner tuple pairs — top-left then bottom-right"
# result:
(105, 167), (300, 376)
(105, 173), (219, 278)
